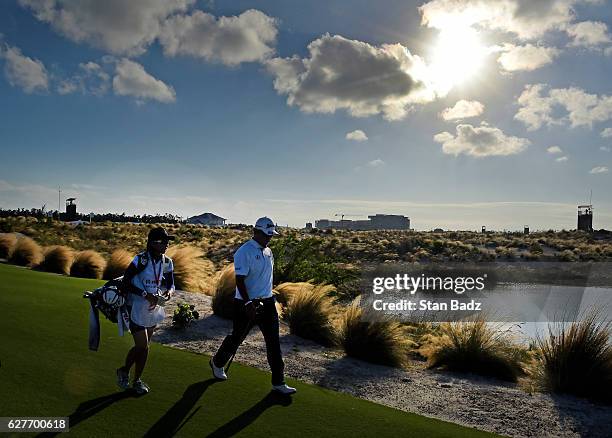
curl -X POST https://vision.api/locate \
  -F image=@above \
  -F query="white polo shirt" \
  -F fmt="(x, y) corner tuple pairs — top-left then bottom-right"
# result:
(234, 239), (274, 300)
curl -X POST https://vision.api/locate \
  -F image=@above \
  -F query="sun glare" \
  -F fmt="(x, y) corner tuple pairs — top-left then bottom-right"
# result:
(429, 26), (489, 94)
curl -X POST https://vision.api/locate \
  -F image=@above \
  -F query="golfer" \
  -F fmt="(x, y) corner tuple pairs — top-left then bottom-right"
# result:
(210, 217), (296, 395)
(116, 227), (175, 394)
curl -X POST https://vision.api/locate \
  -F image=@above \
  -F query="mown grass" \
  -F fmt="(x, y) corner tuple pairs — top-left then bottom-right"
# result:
(0, 264), (495, 437)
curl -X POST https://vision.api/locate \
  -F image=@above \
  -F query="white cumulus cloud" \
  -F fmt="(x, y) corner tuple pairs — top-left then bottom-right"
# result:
(265, 34), (437, 121)
(556, 156), (569, 162)
(547, 146), (563, 154)
(515, 84), (612, 130)
(19, 0), (194, 56)
(440, 100), (484, 120)
(346, 130), (368, 142)
(419, 0), (579, 40)
(58, 61), (110, 95)
(601, 127), (612, 138)
(0, 44), (49, 93)
(112, 58), (176, 103)
(434, 122), (530, 157)
(497, 44), (560, 72)
(590, 166), (609, 174)
(566, 21), (611, 48)
(367, 159), (385, 167)
(159, 9), (277, 66)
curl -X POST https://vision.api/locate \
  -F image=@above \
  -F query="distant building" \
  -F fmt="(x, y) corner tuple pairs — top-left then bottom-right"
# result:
(60, 198), (78, 222)
(433, 228), (444, 233)
(187, 212), (226, 226)
(314, 214), (410, 231)
(577, 205), (593, 232)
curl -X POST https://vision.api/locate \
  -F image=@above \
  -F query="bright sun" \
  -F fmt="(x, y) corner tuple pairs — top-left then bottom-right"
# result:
(429, 26), (489, 94)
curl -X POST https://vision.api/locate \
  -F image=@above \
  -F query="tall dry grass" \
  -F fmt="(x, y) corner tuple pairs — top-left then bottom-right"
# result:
(103, 249), (133, 280)
(212, 264), (236, 319)
(39, 245), (74, 275)
(274, 281), (315, 306)
(420, 319), (526, 382)
(166, 245), (216, 293)
(339, 300), (412, 367)
(283, 284), (338, 346)
(9, 236), (43, 267)
(0, 233), (17, 259)
(71, 250), (106, 279)
(535, 311), (612, 402)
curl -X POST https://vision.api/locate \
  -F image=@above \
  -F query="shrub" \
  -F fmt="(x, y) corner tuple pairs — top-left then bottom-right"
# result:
(212, 264), (236, 319)
(39, 245), (73, 275)
(274, 281), (315, 306)
(535, 311), (612, 403)
(420, 319), (526, 382)
(338, 301), (412, 367)
(283, 284), (338, 346)
(9, 236), (43, 267)
(70, 250), (106, 279)
(103, 249), (133, 280)
(172, 303), (200, 329)
(166, 245), (215, 293)
(0, 233), (17, 259)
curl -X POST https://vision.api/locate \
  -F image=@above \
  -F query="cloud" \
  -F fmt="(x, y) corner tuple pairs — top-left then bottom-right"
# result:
(19, 0), (194, 56)
(600, 146), (611, 152)
(515, 84), (612, 130)
(265, 34), (436, 120)
(419, 0), (578, 40)
(57, 61), (110, 95)
(497, 44), (560, 72)
(547, 145), (563, 154)
(346, 130), (368, 142)
(556, 155), (569, 162)
(440, 100), (484, 120)
(159, 9), (277, 66)
(601, 127), (612, 138)
(434, 122), (530, 157)
(566, 21), (611, 48)
(367, 159), (385, 167)
(589, 166), (609, 174)
(0, 44), (49, 93)
(112, 58), (176, 103)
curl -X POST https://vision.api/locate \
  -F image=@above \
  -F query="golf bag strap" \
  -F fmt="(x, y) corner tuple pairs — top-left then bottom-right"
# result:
(88, 298), (100, 351)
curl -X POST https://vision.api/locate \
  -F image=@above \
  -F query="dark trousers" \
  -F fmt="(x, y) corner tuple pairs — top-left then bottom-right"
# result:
(213, 297), (285, 385)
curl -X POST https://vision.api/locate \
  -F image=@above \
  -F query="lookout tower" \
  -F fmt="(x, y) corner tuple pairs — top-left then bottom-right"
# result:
(65, 198), (78, 221)
(577, 204), (593, 232)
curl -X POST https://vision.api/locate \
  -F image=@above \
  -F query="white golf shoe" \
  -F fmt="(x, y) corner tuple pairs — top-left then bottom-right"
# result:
(133, 379), (150, 395)
(272, 383), (297, 395)
(210, 358), (228, 380)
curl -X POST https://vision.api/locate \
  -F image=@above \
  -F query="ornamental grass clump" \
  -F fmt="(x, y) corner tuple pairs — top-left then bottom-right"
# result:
(9, 236), (43, 267)
(0, 233), (17, 259)
(167, 245), (215, 293)
(39, 245), (73, 275)
(339, 300), (412, 367)
(283, 284), (338, 346)
(535, 310), (612, 403)
(70, 250), (106, 279)
(421, 319), (526, 382)
(103, 249), (132, 280)
(212, 264), (236, 319)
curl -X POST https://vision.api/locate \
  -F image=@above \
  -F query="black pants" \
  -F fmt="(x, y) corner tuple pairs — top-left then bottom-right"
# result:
(212, 297), (285, 385)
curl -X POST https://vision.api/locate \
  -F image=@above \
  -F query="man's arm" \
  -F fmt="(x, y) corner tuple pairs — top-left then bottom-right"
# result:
(235, 275), (249, 301)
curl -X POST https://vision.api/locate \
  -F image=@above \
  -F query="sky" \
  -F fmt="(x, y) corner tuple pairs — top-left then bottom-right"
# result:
(0, 0), (611, 230)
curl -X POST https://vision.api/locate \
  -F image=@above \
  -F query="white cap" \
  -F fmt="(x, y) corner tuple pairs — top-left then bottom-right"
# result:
(254, 217), (279, 236)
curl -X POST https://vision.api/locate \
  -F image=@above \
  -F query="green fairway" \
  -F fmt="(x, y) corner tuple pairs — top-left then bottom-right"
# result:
(0, 264), (496, 437)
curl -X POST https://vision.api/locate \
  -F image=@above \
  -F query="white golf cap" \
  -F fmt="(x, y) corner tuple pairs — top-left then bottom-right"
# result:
(254, 217), (279, 236)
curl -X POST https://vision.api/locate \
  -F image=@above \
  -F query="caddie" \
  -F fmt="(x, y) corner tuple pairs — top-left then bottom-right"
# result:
(116, 226), (175, 394)
(210, 217), (296, 395)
